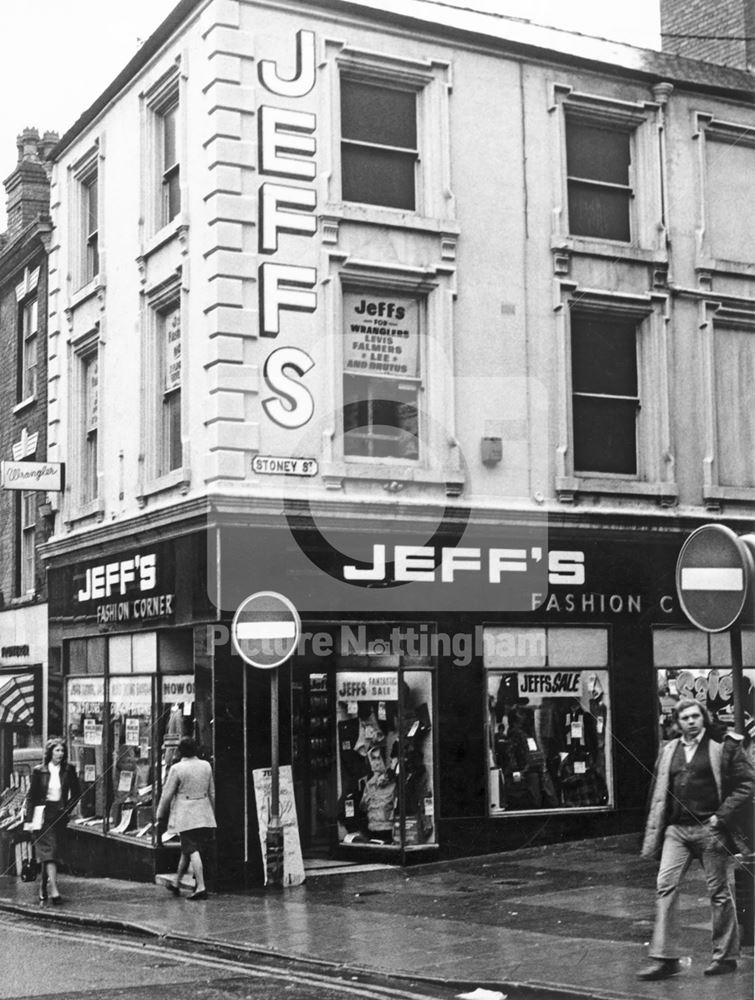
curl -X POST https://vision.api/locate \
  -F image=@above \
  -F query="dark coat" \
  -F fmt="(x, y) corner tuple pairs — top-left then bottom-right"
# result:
(641, 732), (754, 859)
(25, 762), (81, 824)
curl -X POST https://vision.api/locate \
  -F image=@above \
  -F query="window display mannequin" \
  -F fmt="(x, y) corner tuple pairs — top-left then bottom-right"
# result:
(360, 745), (396, 843)
(499, 706), (558, 810)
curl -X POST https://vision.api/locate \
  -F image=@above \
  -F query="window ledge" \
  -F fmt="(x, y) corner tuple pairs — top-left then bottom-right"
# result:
(490, 805), (614, 818)
(703, 484), (755, 504)
(13, 396), (37, 415)
(8, 593), (39, 608)
(323, 202), (459, 236)
(321, 460), (464, 496)
(65, 498), (106, 528)
(70, 277), (105, 312)
(696, 256), (755, 279)
(552, 235), (666, 264)
(141, 216), (188, 262)
(556, 476), (678, 505)
(137, 467), (191, 506)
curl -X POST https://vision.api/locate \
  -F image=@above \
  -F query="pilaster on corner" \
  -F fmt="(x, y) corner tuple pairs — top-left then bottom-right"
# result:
(199, 1), (241, 38)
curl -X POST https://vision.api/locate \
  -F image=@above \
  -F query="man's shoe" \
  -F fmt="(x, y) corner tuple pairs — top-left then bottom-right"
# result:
(637, 959), (681, 981)
(703, 959), (737, 976)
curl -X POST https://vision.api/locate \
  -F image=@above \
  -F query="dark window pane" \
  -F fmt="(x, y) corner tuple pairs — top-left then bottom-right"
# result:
(87, 179), (98, 233)
(343, 375), (419, 459)
(342, 145), (415, 210)
(161, 390), (182, 475)
(163, 106), (177, 168)
(568, 183), (630, 241)
(164, 169), (180, 224)
(571, 317), (637, 396)
(341, 81), (416, 149)
(573, 396), (637, 475)
(566, 122), (630, 184)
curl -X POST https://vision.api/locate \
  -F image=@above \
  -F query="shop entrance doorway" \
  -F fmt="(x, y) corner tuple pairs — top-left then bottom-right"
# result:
(291, 668), (336, 856)
(290, 626), (438, 861)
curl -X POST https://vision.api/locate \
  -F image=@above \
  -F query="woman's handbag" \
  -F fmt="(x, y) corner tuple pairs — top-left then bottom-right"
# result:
(19, 841), (39, 882)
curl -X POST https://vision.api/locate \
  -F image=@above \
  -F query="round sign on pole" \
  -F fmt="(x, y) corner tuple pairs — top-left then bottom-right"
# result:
(676, 524), (754, 633)
(231, 591), (301, 669)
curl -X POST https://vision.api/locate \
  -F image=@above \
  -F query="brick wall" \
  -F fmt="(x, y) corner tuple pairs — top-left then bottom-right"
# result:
(3, 128), (56, 244)
(661, 0), (755, 69)
(0, 246), (50, 603)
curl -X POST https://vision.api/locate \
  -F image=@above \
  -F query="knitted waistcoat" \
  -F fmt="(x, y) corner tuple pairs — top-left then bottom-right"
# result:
(667, 740), (719, 824)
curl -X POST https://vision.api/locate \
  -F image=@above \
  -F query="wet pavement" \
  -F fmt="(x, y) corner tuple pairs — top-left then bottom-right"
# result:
(0, 834), (752, 999)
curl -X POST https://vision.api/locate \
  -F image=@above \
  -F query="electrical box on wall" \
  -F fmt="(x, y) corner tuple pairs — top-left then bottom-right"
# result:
(481, 437), (502, 465)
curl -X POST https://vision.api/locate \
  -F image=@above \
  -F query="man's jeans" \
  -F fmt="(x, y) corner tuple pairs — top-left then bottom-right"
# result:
(650, 822), (739, 961)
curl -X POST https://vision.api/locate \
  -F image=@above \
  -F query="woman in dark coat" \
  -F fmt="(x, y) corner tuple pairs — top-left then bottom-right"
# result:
(25, 737), (81, 904)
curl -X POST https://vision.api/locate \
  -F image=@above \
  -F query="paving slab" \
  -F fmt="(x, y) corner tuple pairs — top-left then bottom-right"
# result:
(0, 834), (751, 1000)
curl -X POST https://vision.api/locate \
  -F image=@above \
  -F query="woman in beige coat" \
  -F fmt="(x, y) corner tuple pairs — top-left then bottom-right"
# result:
(156, 736), (216, 900)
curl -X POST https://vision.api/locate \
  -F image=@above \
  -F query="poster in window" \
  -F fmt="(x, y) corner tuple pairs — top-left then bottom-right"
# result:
(110, 676), (152, 711)
(86, 357), (99, 431)
(164, 307), (181, 392)
(343, 292), (419, 379)
(336, 672), (399, 701)
(124, 717), (141, 746)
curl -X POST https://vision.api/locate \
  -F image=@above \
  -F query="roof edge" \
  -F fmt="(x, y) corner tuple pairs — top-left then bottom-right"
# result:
(52, 0), (755, 160)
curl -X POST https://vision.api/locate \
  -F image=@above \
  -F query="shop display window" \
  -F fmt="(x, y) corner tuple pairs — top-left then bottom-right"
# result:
(109, 676), (154, 839)
(335, 669), (435, 849)
(158, 673), (196, 800)
(66, 676), (106, 829)
(484, 627), (613, 814)
(653, 627), (755, 742)
(63, 631), (196, 848)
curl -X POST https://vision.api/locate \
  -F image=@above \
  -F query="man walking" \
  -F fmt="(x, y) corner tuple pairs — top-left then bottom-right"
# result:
(638, 698), (754, 980)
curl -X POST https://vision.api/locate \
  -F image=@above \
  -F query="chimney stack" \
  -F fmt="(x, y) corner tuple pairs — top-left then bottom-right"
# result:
(661, 0), (755, 70)
(3, 127), (59, 244)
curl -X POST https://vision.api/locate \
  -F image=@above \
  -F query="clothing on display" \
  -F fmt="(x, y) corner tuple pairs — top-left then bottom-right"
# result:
(335, 679), (434, 846)
(488, 670), (611, 812)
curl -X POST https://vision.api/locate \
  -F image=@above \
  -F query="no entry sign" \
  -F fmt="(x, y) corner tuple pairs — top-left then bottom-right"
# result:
(676, 525), (754, 633)
(231, 591), (301, 669)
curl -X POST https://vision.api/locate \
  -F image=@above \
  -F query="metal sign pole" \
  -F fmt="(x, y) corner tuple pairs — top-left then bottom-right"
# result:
(231, 591), (301, 890)
(729, 624), (746, 736)
(267, 667), (284, 886)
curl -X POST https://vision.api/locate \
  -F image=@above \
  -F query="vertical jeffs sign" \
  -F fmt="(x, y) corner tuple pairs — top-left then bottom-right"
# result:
(257, 30), (319, 430)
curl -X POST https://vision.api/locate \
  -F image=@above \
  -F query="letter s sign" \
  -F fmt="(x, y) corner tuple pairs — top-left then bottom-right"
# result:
(262, 346), (315, 429)
(548, 550), (585, 585)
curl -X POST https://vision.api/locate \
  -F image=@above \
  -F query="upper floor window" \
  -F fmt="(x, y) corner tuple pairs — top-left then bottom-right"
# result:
(159, 100), (180, 227)
(18, 490), (36, 595)
(571, 313), (639, 476)
(144, 67), (181, 235)
(156, 302), (182, 475)
(340, 79), (417, 211)
(18, 297), (38, 401)
(713, 323), (755, 488)
(566, 118), (632, 242)
(80, 168), (99, 284)
(81, 348), (99, 503)
(342, 291), (421, 460)
(694, 114), (755, 267)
